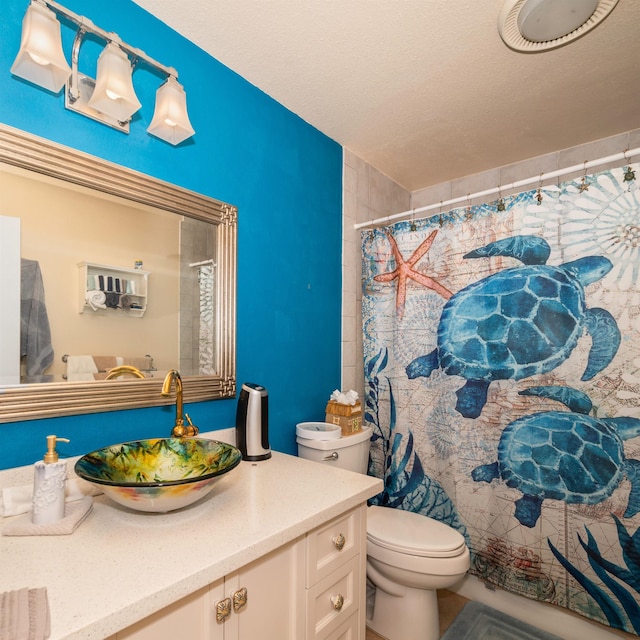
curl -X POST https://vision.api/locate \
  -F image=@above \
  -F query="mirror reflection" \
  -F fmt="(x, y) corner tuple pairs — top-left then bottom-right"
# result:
(1, 164), (217, 383)
(0, 124), (236, 421)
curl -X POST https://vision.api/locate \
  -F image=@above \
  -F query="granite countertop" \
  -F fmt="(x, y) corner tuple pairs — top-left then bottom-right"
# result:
(0, 438), (382, 640)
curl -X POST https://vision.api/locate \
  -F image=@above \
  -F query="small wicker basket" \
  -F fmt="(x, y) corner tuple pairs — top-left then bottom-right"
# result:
(325, 401), (362, 435)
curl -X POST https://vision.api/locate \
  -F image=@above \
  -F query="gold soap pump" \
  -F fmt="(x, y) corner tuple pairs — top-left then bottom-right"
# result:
(43, 435), (69, 462)
(32, 435), (70, 525)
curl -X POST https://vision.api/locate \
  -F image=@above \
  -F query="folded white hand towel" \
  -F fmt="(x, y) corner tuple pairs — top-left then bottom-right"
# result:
(67, 373), (96, 382)
(0, 478), (101, 518)
(0, 485), (32, 519)
(65, 355), (98, 375)
(65, 355), (98, 381)
(3, 496), (93, 537)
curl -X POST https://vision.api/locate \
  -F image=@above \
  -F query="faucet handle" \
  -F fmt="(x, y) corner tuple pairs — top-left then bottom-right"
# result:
(184, 413), (199, 437)
(172, 414), (199, 437)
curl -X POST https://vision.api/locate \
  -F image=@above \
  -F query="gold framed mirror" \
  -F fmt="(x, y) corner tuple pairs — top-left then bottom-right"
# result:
(0, 123), (236, 422)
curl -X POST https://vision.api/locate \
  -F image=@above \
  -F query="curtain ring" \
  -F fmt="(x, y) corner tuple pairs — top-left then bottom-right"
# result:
(623, 149), (636, 183)
(536, 173), (544, 205)
(579, 161), (590, 192)
(497, 185), (505, 211)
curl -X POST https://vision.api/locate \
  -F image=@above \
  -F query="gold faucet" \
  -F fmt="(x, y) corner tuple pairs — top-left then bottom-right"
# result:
(105, 365), (145, 380)
(161, 369), (199, 437)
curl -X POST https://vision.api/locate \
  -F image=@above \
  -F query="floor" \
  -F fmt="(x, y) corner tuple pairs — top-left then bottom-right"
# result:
(365, 589), (639, 640)
(365, 589), (469, 640)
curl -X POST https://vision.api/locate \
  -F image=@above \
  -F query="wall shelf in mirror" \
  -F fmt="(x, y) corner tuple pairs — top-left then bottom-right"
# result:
(80, 262), (150, 317)
(0, 123), (237, 422)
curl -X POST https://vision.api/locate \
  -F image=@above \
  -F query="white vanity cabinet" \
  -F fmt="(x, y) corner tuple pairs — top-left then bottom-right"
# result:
(110, 585), (213, 639)
(113, 538), (305, 640)
(0, 451), (383, 640)
(213, 538), (306, 640)
(111, 505), (366, 640)
(305, 505), (366, 640)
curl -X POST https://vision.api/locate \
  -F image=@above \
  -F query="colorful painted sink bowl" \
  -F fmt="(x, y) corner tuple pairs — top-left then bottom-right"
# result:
(74, 438), (242, 513)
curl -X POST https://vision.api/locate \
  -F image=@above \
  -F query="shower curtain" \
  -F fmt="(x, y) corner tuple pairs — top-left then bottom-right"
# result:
(362, 164), (640, 634)
(197, 263), (214, 375)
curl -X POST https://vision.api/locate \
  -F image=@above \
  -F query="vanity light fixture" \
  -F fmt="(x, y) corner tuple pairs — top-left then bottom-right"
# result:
(10, 1), (71, 93)
(148, 76), (195, 145)
(86, 42), (141, 124)
(10, 0), (195, 145)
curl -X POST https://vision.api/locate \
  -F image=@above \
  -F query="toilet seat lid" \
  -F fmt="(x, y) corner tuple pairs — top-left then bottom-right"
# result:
(367, 506), (466, 558)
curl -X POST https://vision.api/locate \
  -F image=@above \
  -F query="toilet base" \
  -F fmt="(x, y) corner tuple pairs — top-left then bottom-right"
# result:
(366, 582), (439, 640)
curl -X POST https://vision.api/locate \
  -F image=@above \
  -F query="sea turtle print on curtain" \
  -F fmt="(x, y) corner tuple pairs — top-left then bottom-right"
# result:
(472, 385), (640, 528)
(362, 164), (640, 634)
(406, 235), (621, 418)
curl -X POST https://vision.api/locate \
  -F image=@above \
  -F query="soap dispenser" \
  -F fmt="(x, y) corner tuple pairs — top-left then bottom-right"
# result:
(32, 435), (70, 525)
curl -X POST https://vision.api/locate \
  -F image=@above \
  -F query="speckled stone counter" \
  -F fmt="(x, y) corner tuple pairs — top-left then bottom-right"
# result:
(0, 441), (382, 640)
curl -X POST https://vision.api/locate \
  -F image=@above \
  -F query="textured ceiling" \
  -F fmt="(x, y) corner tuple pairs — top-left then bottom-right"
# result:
(132, 0), (640, 191)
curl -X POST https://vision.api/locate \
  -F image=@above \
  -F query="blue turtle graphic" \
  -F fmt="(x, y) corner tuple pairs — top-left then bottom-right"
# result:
(406, 235), (620, 418)
(472, 386), (640, 528)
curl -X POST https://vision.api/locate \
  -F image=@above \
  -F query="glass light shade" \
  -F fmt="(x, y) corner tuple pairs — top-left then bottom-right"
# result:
(88, 43), (141, 122)
(147, 77), (195, 145)
(517, 0), (599, 42)
(10, 1), (71, 93)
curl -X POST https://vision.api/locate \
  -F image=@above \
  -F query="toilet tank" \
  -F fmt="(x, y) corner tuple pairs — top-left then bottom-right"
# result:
(297, 425), (372, 474)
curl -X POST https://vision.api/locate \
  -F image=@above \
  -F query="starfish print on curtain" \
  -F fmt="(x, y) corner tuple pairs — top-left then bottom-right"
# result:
(374, 229), (453, 318)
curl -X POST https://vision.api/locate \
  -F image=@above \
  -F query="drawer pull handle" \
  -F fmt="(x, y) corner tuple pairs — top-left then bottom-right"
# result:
(331, 594), (345, 611)
(215, 597), (232, 623)
(333, 533), (346, 551)
(233, 587), (248, 612)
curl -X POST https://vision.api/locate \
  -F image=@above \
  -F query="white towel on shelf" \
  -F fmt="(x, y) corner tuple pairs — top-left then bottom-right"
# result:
(85, 290), (106, 311)
(65, 355), (98, 381)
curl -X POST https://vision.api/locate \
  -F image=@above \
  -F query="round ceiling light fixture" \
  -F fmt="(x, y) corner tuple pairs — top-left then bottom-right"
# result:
(498, 0), (619, 52)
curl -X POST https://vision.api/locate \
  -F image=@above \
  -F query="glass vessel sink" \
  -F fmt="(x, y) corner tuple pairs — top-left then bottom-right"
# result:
(74, 438), (242, 513)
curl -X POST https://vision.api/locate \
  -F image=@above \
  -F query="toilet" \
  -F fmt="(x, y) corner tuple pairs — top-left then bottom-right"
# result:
(297, 424), (470, 640)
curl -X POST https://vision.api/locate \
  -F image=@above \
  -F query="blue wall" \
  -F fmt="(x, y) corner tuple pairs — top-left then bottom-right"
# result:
(0, 0), (343, 469)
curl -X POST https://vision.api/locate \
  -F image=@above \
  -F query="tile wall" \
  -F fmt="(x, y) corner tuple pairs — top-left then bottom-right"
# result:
(179, 217), (217, 375)
(342, 150), (410, 397)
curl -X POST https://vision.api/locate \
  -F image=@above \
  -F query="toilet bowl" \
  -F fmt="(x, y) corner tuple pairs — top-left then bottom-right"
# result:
(297, 425), (470, 640)
(366, 505), (469, 640)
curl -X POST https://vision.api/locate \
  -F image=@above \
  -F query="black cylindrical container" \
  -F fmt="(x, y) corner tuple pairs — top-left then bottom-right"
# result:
(235, 382), (271, 461)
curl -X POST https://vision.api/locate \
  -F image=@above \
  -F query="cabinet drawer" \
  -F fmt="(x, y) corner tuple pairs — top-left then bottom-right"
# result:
(306, 556), (360, 640)
(324, 611), (360, 640)
(306, 505), (363, 586)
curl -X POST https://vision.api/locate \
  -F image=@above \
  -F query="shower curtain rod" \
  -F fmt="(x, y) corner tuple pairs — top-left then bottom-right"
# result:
(189, 259), (215, 267)
(354, 147), (640, 230)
